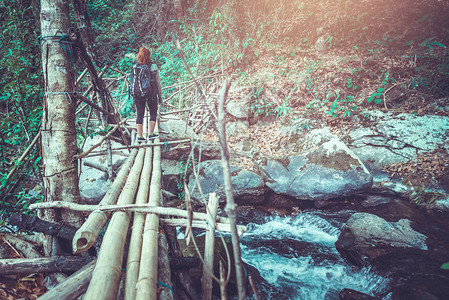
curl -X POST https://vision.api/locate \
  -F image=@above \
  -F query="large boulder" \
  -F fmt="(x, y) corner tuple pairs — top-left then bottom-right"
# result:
(226, 92), (250, 119)
(78, 135), (127, 204)
(188, 160), (266, 204)
(335, 212), (428, 266)
(161, 159), (183, 199)
(347, 111), (449, 170)
(159, 118), (198, 140)
(263, 131), (372, 201)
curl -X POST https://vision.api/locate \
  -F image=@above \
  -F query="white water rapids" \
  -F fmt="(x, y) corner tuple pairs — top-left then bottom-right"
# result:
(240, 211), (390, 299)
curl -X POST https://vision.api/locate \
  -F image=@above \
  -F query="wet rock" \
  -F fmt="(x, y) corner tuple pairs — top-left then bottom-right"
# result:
(161, 159), (182, 198)
(390, 282), (443, 300)
(361, 195), (393, 208)
(427, 196), (449, 213)
(264, 132), (372, 201)
(339, 288), (378, 300)
(235, 205), (272, 224)
(265, 192), (301, 209)
(161, 141), (222, 161)
(335, 213), (428, 266)
(188, 160), (266, 204)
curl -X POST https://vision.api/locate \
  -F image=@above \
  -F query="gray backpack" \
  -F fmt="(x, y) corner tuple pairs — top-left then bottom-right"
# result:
(129, 63), (155, 98)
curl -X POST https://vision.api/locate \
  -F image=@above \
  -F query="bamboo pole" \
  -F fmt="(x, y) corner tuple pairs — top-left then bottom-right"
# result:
(71, 149), (138, 254)
(38, 259), (96, 300)
(80, 106), (93, 150)
(6, 131), (41, 184)
(75, 68), (88, 86)
(158, 229), (174, 300)
(160, 219), (245, 236)
(111, 139), (190, 151)
(136, 140), (162, 300)
(106, 138), (113, 178)
(83, 160), (108, 174)
(29, 202), (233, 225)
(84, 149), (145, 300)
(202, 193), (219, 300)
(124, 146), (153, 300)
(75, 93), (115, 116)
(75, 65), (109, 115)
(73, 122), (125, 161)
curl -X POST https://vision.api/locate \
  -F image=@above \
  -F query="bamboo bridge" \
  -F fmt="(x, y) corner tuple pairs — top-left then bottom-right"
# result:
(24, 63), (247, 299)
(30, 127), (246, 299)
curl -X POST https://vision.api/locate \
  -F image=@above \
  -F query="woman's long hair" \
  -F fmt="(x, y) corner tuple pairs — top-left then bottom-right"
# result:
(136, 46), (152, 65)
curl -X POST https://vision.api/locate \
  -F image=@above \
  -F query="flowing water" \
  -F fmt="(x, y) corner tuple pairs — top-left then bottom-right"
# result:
(240, 211), (390, 299)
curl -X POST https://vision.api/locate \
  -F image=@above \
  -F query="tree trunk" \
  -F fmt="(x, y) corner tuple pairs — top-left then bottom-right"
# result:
(9, 213), (78, 242)
(0, 256), (94, 275)
(201, 193), (219, 300)
(172, 0), (185, 17)
(40, 0), (84, 256)
(72, 0), (98, 63)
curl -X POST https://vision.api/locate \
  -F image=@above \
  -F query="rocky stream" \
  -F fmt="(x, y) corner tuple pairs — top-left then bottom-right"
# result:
(78, 106), (449, 299)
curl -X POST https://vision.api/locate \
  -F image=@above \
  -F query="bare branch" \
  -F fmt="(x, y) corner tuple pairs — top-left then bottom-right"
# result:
(216, 78), (247, 299)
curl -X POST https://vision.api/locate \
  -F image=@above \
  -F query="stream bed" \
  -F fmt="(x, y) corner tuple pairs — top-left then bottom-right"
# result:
(240, 211), (390, 299)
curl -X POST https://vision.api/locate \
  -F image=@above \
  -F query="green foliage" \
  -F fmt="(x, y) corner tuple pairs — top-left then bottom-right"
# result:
(419, 37), (446, 52)
(84, 0), (136, 62)
(176, 156), (195, 201)
(0, 1), (43, 217)
(410, 186), (446, 206)
(366, 71), (395, 105)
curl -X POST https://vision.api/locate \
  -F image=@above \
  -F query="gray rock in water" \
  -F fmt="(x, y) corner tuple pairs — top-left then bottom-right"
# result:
(188, 160), (265, 204)
(335, 212), (428, 266)
(345, 213), (427, 250)
(264, 133), (372, 200)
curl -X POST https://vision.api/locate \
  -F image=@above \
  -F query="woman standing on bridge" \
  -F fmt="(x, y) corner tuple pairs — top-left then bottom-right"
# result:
(131, 46), (162, 143)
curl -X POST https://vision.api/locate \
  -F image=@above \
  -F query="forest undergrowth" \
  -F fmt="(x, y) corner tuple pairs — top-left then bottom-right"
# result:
(1, 0), (449, 220)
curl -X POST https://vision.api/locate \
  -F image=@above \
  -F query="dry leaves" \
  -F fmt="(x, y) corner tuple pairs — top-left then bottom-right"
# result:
(382, 150), (449, 186)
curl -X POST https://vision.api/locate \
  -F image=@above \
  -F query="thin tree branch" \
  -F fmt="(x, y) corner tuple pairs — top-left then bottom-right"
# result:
(216, 78), (247, 299)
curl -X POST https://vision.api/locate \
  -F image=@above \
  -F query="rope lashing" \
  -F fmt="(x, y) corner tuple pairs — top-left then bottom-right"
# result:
(39, 35), (75, 66)
(157, 281), (175, 296)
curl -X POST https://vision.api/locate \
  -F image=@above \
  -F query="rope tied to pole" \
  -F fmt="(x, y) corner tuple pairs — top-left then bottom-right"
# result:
(157, 281), (175, 297)
(39, 35), (76, 66)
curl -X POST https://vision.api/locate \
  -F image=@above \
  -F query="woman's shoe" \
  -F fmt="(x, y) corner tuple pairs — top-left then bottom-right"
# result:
(137, 136), (146, 143)
(148, 133), (159, 140)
